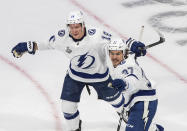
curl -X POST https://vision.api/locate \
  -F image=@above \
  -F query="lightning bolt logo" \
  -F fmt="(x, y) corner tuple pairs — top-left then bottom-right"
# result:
(77, 52), (88, 67)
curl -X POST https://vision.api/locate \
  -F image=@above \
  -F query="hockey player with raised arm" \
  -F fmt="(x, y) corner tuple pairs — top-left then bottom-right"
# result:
(11, 10), (147, 131)
(107, 38), (164, 131)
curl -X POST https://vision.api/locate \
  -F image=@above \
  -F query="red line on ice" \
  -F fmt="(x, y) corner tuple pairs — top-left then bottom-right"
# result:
(0, 55), (63, 131)
(69, 0), (187, 84)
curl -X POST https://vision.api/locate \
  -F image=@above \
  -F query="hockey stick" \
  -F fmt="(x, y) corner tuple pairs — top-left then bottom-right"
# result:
(117, 112), (128, 124)
(135, 26), (145, 59)
(138, 25), (144, 42)
(129, 30), (165, 55)
(85, 84), (91, 95)
(117, 107), (125, 131)
(142, 30), (165, 50)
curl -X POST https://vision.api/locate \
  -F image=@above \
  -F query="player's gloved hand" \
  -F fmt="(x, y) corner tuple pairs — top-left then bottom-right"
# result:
(130, 41), (147, 57)
(11, 41), (36, 58)
(111, 79), (127, 91)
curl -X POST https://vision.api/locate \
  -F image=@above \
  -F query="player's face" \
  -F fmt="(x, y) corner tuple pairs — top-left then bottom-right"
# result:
(68, 23), (85, 39)
(109, 50), (124, 67)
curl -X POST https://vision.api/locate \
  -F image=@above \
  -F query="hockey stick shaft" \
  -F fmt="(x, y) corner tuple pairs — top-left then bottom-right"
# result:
(143, 36), (165, 50)
(117, 108), (125, 131)
(117, 112), (128, 123)
(138, 25), (144, 41)
(85, 84), (91, 95)
(135, 26), (145, 59)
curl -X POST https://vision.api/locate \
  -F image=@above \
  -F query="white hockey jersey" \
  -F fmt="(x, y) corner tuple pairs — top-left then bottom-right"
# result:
(109, 55), (157, 111)
(37, 26), (114, 83)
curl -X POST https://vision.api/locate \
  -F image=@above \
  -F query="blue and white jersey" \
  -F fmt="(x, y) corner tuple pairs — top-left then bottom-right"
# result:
(37, 26), (113, 83)
(109, 55), (157, 111)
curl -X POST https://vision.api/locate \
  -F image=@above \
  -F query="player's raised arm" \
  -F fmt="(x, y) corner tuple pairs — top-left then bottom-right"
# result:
(11, 31), (62, 58)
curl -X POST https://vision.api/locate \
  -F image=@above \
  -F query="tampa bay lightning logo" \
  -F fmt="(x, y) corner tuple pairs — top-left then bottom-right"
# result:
(88, 29), (96, 35)
(58, 30), (65, 37)
(71, 52), (95, 69)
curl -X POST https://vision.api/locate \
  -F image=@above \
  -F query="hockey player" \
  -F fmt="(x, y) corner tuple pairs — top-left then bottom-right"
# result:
(107, 38), (164, 131)
(11, 10), (147, 131)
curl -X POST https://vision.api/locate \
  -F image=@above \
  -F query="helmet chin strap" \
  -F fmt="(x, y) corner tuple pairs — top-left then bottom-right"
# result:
(124, 49), (129, 59)
(81, 23), (85, 32)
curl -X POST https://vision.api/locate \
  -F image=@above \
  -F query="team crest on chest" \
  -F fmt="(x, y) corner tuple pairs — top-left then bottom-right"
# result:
(71, 52), (95, 69)
(88, 29), (96, 35)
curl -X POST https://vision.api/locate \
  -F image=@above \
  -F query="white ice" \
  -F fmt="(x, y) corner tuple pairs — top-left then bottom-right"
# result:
(0, 0), (187, 131)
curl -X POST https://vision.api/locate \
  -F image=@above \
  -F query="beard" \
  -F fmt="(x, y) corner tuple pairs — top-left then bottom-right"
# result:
(112, 59), (120, 67)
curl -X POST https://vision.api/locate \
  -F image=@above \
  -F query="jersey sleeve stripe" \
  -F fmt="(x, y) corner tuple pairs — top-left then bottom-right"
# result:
(69, 63), (109, 79)
(124, 89), (156, 107)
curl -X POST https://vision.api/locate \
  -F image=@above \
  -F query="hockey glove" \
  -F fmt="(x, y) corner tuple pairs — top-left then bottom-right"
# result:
(111, 79), (126, 91)
(11, 41), (36, 58)
(130, 41), (147, 57)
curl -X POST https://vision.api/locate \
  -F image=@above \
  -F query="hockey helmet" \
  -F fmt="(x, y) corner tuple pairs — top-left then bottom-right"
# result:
(66, 10), (84, 25)
(108, 38), (127, 54)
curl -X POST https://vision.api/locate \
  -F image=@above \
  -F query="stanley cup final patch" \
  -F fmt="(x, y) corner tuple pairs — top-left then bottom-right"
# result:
(65, 46), (72, 54)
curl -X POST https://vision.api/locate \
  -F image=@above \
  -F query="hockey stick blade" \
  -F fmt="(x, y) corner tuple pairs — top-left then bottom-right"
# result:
(117, 108), (125, 131)
(129, 31), (165, 55)
(143, 31), (165, 50)
(142, 36), (165, 50)
(117, 112), (128, 123)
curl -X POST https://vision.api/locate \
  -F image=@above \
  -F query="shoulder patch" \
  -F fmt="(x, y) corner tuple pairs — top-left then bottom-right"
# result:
(101, 31), (112, 41)
(58, 29), (65, 37)
(88, 29), (96, 35)
(103, 31), (112, 37)
(49, 35), (55, 42)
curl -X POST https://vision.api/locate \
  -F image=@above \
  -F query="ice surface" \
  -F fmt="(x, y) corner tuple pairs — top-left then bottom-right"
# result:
(0, 0), (187, 130)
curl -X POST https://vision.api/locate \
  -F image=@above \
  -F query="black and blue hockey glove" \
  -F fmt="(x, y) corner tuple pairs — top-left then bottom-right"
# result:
(130, 41), (147, 57)
(11, 41), (36, 58)
(111, 79), (127, 91)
